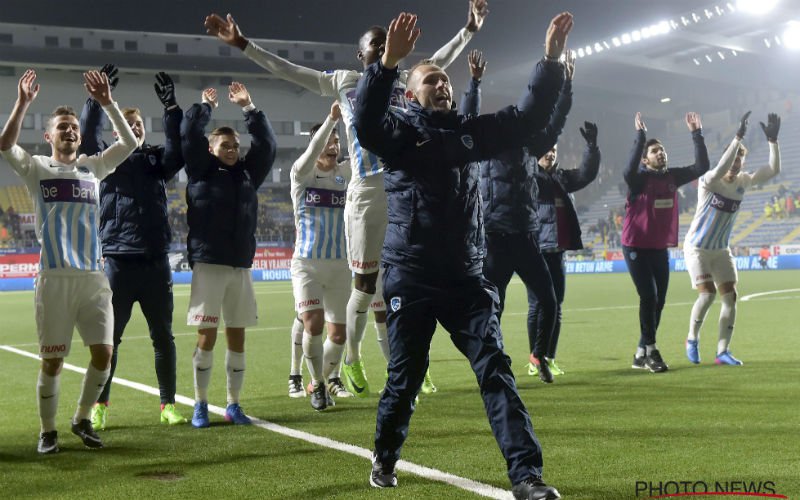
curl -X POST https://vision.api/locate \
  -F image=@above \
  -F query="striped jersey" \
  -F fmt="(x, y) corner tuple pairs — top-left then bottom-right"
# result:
(0, 103), (137, 273)
(685, 139), (780, 250)
(290, 115), (351, 259)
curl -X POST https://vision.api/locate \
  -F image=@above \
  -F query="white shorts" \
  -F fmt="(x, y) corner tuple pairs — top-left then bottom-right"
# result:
(370, 266), (386, 312)
(291, 257), (351, 324)
(34, 272), (114, 359)
(684, 246), (738, 288)
(187, 263), (258, 328)
(344, 175), (387, 274)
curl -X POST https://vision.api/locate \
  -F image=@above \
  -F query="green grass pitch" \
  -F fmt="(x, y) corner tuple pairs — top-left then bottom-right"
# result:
(1, 270), (798, 499)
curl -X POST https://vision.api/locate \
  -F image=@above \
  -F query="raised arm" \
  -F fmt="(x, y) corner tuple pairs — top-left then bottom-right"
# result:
(706, 111), (749, 183)
(78, 64), (119, 157)
(205, 13), (324, 95)
(181, 89), (218, 178)
(0, 70), (40, 175)
(623, 113), (648, 189)
(425, 0), (488, 69)
(561, 122), (600, 192)
(153, 72), (185, 179)
(673, 112), (710, 186)
(82, 70), (135, 178)
(749, 113), (781, 185)
(460, 49), (485, 116)
(293, 102), (340, 181)
(230, 82), (277, 188)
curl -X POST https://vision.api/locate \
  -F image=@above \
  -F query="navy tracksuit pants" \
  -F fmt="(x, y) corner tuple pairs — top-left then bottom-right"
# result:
(483, 232), (557, 359)
(100, 254), (177, 404)
(622, 246), (670, 348)
(528, 251), (566, 359)
(375, 264), (544, 485)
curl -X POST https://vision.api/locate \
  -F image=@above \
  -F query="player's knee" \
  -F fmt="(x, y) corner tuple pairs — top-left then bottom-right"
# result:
(41, 357), (63, 376)
(354, 273), (378, 294)
(90, 345), (113, 369)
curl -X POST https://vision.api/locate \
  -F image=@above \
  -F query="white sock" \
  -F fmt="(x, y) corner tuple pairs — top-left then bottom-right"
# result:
(37, 371), (60, 433)
(193, 348), (214, 402)
(375, 321), (391, 362)
(718, 292), (737, 354)
(290, 318), (304, 376)
(322, 338), (346, 381)
(74, 364), (110, 423)
(636, 347), (646, 358)
(303, 331), (324, 383)
(688, 292), (715, 341)
(645, 344), (657, 356)
(345, 289), (372, 364)
(226, 350), (245, 405)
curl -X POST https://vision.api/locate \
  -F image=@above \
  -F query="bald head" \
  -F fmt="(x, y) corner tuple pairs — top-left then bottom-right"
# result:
(405, 63), (452, 112)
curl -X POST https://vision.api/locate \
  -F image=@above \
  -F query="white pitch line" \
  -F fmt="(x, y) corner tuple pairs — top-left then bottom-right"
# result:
(0, 344), (513, 500)
(740, 288), (800, 302)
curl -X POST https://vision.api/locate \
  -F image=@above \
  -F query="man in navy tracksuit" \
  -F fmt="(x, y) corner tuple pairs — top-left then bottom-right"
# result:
(529, 123), (601, 374)
(182, 82), (276, 428)
(353, 12), (572, 500)
(79, 67), (187, 428)
(461, 51), (573, 384)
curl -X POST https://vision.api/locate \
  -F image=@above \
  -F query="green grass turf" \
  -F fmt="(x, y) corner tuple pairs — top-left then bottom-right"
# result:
(0, 270), (798, 499)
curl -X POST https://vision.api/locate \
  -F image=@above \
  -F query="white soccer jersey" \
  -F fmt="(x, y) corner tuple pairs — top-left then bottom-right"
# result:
(685, 139), (780, 250)
(0, 103), (136, 273)
(243, 28), (472, 180)
(291, 115), (352, 260)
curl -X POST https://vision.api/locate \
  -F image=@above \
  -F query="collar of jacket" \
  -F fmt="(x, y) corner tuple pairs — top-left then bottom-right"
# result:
(405, 101), (460, 128)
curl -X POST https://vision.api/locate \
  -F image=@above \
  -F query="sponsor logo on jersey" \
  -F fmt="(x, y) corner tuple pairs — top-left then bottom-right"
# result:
(351, 259), (378, 270)
(695, 273), (712, 281)
(709, 192), (740, 213)
(370, 300), (385, 310)
(390, 297), (401, 312)
(654, 198), (674, 209)
(304, 187), (346, 208)
(298, 298), (321, 308)
(39, 179), (97, 204)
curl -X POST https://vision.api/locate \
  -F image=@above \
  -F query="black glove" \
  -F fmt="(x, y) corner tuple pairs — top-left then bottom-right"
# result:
(579, 121), (598, 147)
(760, 113), (780, 142)
(736, 110), (751, 139)
(100, 64), (119, 91)
(154, 72), (177, 108)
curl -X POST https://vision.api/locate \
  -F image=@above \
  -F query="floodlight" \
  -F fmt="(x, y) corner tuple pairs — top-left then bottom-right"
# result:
(632, 30), (641, 41)
(660, 97), (671, 103)
(642, 26), (651, 39)
(693, 58), (701, 65)
(612, 37), (622, 47)
(736, 0), (779, 14)
(577, 48), (585, 58)
(621, 33), (632, 44)
(784, 21), (800, 49)
(585, 46), (593, 55)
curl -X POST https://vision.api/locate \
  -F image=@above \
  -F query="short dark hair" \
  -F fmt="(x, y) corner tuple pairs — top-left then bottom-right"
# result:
(642, 138), (663, 158)
(209, 126), (238, 141)
(359, 25), (386, 50)
(47, 106), (78, 130)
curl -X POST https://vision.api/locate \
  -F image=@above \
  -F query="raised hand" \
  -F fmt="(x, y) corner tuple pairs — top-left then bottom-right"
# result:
(228, 81), (252, 108)
(580, 121), (598, 146)
(634, 112), (647, 132)
(204, 13), (248, 50)
(564, 49), (576, 80)
(760, 113), (780, 142)
(545, 12), (574, 59)
(154, 72), (177, 108)
(329, 101), (342, 122)
(686, 112), (702, 132)
(467, 49), (487, 80)
(202, 88), (218, 108)
(100, 64), (119, 91)
(17, 69), (40, 105)
(382, 12), (421, 69)
(736, 111), (751, 139)
(466, 0), (489, 33)
(83, 70), (113, 106)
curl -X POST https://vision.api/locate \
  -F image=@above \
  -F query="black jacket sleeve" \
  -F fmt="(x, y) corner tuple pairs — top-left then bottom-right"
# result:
(242, 108), (277, 189)
(560, 142), (600, 193)
(526, 79), (572, 158)
(158, 105), (185, 180)
(623, 129), (647, 191)
(459, 78), (481, 116)
(181, 103), (215, 179)
(78, 98), (107, 157)
(671, 129), (710, 186)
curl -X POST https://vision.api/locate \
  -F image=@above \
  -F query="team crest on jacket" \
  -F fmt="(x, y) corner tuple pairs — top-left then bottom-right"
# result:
(390, 297), (402, 312)
(461, 134), (474, 150)
(148, 154), (157, 166)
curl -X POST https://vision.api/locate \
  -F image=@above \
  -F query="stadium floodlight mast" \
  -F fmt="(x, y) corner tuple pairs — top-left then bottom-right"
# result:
(736, 0), (779, 15)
